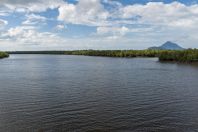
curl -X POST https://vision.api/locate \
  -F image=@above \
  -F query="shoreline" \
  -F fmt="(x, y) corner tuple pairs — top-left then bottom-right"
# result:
(5, 49), (198, 63)
(0, 52), (9, 59)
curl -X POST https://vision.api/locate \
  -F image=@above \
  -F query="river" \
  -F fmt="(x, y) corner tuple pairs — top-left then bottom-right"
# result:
(0, 55), (198, 131)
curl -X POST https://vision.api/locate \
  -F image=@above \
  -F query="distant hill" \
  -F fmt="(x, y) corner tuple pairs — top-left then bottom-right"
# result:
(148, 41), (184, 50)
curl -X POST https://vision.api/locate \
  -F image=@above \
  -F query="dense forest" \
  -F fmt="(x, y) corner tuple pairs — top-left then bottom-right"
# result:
(64, 50), (160, 57)
(67, 49), (198, 62)
(158, 49), (198, 62)
(7, 49), (198, 62)
(0, 52), (9, 59)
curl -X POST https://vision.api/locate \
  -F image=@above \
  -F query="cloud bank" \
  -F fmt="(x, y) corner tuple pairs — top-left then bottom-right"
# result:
(0, 0), (198, 50)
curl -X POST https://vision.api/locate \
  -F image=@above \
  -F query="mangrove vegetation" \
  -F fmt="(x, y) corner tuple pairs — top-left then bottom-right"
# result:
(64, 50), (160, 57)
(0, 52), (9, 59)
(8, 49), (198, 63)
(159, 49), (198, 62)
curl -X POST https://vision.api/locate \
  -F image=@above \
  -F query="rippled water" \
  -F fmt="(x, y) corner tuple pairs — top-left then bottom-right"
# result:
(0, 55), (198, 132)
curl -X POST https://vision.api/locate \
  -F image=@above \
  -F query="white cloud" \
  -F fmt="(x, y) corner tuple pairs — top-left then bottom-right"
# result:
(1, 0), (198, 29)
(1, 1), (198, 50)
(97, 26), (129, 36)
(56, 24), (66, 30)
(58, 0), (109, 26)
(0, 11), (9, 16)
(119, 2), (198, 28)
(5, 26), (35, 37)
(0, 19), (8, 28)
(1, 26), (66, 48)
(0, 0), (64, 12)
(0, 25), (146, 50)
(57, 1), (198, 30)
(22, 14), (47, 25)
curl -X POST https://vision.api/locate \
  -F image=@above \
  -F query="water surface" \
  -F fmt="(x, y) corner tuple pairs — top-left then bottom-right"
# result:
(0, 55), (198, 132)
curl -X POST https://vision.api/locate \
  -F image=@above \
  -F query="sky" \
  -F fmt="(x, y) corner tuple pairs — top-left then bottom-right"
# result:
(0, 0), (198, 51)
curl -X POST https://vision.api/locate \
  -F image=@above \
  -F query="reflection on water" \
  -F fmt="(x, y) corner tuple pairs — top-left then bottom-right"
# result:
(0, 55), (198, 132)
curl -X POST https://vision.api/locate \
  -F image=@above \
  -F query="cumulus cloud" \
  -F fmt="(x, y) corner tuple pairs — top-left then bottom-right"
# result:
(0, 0), (64, 12)
(119, 2), (198, 28)
(1, 26), (66, 48)
(58, 0), (109, 26)
(57, 0), (198, 35)
(1, 0), (198, 28)
(58, 1), (195, 28)
(0, 0), (198, 50)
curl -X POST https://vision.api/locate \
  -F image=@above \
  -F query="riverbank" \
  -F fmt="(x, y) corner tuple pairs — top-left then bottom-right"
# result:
(0, 52), (9, 59)
(7, 49), (198, 62)
(66, 50), (198, 63)
(64, 50), (161, 57)
(158, 49), (198, 62)
(8, 50), (163, 57)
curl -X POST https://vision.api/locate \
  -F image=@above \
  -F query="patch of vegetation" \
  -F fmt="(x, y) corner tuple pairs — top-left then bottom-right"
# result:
(0, 52), (9, 59)
(64, 49), (198, 62)
(8, 49), (198, 62)
(158, 49), (198, 62)
(64, 50), (161, 57)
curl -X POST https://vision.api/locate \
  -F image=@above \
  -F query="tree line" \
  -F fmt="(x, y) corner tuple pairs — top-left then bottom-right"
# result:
(6, 49), (198, 62)
(0, 52), (9, 59)
(64, 49), (198, 62)
(158, 49), (198, 62)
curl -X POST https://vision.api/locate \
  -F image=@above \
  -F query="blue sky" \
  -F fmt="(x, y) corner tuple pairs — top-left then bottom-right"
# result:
(0, 0), (198, 50)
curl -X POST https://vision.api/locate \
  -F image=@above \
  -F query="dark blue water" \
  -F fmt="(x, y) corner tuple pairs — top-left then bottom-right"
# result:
(0, 55), (198, 132)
